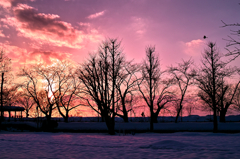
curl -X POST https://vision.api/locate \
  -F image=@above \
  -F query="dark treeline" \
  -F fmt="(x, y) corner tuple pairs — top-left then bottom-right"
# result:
(0, 35), (240, 134)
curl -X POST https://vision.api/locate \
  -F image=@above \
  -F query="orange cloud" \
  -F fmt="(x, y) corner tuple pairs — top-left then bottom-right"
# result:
(19, 50), (71, 65)
(87, 10), (106, 19)
(0, 42), (73, 70)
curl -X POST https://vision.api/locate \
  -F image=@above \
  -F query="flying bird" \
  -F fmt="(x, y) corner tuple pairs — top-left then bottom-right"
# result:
(203, 35), (207, 39)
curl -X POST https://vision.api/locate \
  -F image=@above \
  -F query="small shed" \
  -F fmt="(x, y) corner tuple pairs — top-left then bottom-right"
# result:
(0, 106), (25, 120)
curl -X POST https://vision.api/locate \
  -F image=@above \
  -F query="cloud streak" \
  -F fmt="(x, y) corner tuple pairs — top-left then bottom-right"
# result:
(87, 10), (106, 19)
(130, 17), (147, 38)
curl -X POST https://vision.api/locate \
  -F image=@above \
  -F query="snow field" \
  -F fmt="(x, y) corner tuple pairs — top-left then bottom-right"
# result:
(0, 132), (240, 159)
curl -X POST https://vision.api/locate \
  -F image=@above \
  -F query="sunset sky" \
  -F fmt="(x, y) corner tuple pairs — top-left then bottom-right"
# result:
(0, 0), (239, 70)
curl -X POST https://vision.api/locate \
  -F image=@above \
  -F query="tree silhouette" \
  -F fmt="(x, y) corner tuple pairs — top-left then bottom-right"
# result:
(0, 50), (11, 122)
(234, 82), (240, 110)
(78, 38), (124, 135)
(168, 59), (195, 123)
(195, 42), (229, 132)
(15, 91), (35, 118)
(50, 61), (82, 122)
(221, 20), (240, 61)
(115, 62), (139, 122)
(19, 64), (56, 123)
(217, 78), (240, 122)
(138, 46), (173, 131)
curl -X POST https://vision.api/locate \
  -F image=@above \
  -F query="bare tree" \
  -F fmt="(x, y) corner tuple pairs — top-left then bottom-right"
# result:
(115, 62), (139, 122)
(15, 91), (35, 118)
(3, 85), (19, 107)
(217, 75), (240, 122)
(221, 20), (240, 61)
(195, 42), (228, 132)
(19, 64), (56, 122)
(138, 46), (173, 131)
(51, 61), (82, 122)
(78, 38), (124, 135)
(0, 50), (11, 121)
(234, 82), (240, 110)
(168, 59), (196, 123)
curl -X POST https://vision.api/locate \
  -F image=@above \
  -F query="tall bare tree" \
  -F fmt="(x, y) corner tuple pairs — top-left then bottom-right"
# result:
(138, 46), (173, 131)
(78, 38), (124, 135)
(195, 42), (228, 132)
(168, 59), (196, 123)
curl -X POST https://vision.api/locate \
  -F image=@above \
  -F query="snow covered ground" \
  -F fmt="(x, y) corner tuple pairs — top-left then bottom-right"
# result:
(0, 132), (240, 159)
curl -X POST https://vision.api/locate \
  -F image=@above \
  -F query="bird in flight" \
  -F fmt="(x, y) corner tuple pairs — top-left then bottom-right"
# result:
(203, 35), (207, 39)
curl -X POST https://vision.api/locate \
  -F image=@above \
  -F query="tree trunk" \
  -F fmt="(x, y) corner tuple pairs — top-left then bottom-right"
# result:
(219, 109), (227, 122)
(150, 107), (154, 131)
(175, 105), (182, 123)
(213, 106), (218, 132)
(1, 72), (4, 122)
(211, 44), (218, 133)
(121, 100), (129, 122)
(152, 113), (158, 123)
(64, 111), (69, 123)
(153, 105), (163, 123)
(123, 114), (128, 122)
(26, 110), (29, 118)
(105, 116), (115, 135)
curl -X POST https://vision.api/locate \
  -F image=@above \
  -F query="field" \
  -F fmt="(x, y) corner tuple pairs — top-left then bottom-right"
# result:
(1, 116), (240, 158)
(0, 131), (240, 159)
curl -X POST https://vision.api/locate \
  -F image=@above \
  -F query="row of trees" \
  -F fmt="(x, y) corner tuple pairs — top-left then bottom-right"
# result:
(0, 38), (240, 134)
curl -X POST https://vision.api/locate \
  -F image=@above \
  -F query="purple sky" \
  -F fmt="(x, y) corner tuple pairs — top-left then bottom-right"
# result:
(0, 0), (239, 70)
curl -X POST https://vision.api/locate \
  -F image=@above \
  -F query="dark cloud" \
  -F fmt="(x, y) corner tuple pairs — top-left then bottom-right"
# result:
(13, 4), (76, 38)
(1, 1), (102, 49)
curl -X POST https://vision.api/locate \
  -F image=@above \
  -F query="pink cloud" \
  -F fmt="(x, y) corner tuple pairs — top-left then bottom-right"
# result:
(1, 3), (103, 49)
(130, 17), (147, 38)
(78, 22), (90, 27)
(87, 10), (106, 19)
(0, 30), (6, 37)
(0, 0), (34, 9)
(0, 0), (11, 9)
(180, 39), (205, 56)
